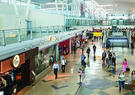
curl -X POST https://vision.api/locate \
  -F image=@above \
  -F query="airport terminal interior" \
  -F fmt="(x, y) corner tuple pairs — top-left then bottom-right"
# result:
(0, 0), (135, 95)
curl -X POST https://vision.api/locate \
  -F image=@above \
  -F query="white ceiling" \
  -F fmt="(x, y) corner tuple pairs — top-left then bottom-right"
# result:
(32, 0), (135, 15)
(94, 0), (135, 14)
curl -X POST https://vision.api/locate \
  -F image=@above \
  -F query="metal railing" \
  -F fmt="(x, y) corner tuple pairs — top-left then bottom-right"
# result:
(65, 19), (135, 27)
(0, 25), (65, 46)
(106, 29), (131, 37)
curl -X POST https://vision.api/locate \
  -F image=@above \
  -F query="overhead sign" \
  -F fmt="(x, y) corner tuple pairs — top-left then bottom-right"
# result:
(93, 32), (102, 36)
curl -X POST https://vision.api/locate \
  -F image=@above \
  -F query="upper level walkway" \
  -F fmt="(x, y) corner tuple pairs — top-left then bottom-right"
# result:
(0, 26), (90, 60)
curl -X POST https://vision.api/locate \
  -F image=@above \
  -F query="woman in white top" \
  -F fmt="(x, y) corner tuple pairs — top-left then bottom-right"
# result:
(61, 58), (66, 72)
(53, 61), (59, 80)
(118, 71), (125, 92)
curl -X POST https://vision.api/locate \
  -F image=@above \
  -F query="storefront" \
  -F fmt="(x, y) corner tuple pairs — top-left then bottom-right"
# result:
(59, 40), (70, 56)
(71, 37), (77, 51)
(0, 47), (38, 93)
(35, 46), (56, 75)
(76, 35), (83, 48)
(82, 31), (87, 43)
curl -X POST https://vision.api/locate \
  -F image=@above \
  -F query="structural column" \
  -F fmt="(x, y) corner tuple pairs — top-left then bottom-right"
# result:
(25, 0), (31, 19)
(102, 30), (106, 48)
(69, 38), (72, 53)
(55, 0), (58, 13)
(129, 30), (132, 48)
(55, 44), (59, 61)
(13, 0), (19, 16)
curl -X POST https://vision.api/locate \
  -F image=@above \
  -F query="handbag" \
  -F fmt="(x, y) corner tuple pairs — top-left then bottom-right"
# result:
(126, 66), (130, 72)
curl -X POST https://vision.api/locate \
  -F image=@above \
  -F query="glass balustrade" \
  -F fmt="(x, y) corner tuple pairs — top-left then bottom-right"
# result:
(32, 27), (41, 39)
(20, 28), (28, 41)
(41, 27), (49, 37)
(0, 25), (83, 46)
(0, 31), (2, 46)
(0, 20), (134, 47)
(65, 19), (135, 27)
(4, 29), (18, 45)
(0, 26), (66, 46)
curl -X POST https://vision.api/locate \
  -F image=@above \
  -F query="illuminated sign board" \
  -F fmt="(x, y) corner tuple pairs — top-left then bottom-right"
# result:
(93, 32), (102, 36)
(49, 36), (57, 41)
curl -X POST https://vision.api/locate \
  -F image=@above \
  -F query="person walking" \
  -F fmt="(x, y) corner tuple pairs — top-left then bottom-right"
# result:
(118, 71), (125, 92)
(61, 58), (66, 72)
(73, 42), (76, 53)
(81, 54), (86, 67)
(86, 47), (90, 59)
(92, 37), (94, 44)
(93, 44), (96, 56)
(78, 68), (83, 83)
(49, 56), (54, 69)
(106, 56), (110, 68)
(108, 51), (112, 65)
(52, 61), (59, 80)
(81, 44), (84, 54)
(112, 53), (116, 67)
(123, 59), (127, 72)
(106, 41), (110, 48)
(102, 50), (106, 64)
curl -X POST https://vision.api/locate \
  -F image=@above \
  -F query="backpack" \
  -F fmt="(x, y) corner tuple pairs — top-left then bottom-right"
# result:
(81, 55), (86, 60)
(126, 66), (130, 72)
(87, 49), (90, 54)
(108, 52), (112, 57)
(93, 45), (96, 51)
(102, 52), (106, 58)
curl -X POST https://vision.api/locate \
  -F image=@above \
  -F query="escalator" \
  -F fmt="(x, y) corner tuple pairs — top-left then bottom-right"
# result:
(105, 26), (130, 47)
(107, 36), (129, 47)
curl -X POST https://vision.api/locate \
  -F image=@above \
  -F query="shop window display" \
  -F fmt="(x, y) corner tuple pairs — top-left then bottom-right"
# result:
(35, 46), (56, 75)
(59, 40), (70, 56)
(71, 37), (77, 51)
(63, 45), (68, 55)
(59, 45), (69, 55)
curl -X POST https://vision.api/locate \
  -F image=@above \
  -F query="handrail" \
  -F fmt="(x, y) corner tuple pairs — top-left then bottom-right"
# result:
(0, 23), (134, 46)
(0, 25), (64, 31)
(0, 25), (66, 46)
(0, 25), (87, 46)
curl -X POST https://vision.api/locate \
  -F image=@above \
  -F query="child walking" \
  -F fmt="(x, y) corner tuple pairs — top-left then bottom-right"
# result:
(78, 68), (83, 83)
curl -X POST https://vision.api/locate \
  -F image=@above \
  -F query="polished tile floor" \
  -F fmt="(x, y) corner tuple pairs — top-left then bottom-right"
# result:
(18, 40), (135, 95)
(78, 41), (135, 95)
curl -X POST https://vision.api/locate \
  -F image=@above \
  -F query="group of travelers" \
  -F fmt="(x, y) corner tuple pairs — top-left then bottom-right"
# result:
(117, 58), (129, 92)
(51, 56), (67, 80)
(81, 44), (97, 67)
(101, 50), (130, 92)
(52, 37), (88, 80)
(101, 50), (129, 92)
(102, 50), (116, 68)
(51, 37), (131, 94)
(118, 59), (128, 92)
(79, 44), (97, 83)
(86, 44), (96, 58)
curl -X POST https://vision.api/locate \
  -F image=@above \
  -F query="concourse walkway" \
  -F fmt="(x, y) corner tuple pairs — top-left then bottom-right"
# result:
(18, 39), (135, 95)
(78, 42), (135, 95)
(17, 40), (89, 95)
